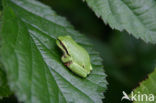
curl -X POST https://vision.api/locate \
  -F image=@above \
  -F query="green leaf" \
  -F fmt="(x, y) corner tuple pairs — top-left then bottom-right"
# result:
(133, 69), (156, 103)
(0, 0), (2, 10)
(84, 0), (156, 44)
(0, 65), (12, 99)
(1, 0), (107, 103)
(0, 4), (11, 100)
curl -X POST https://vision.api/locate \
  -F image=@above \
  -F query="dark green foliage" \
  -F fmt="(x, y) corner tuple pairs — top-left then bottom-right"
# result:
(0, 66), (12, 99)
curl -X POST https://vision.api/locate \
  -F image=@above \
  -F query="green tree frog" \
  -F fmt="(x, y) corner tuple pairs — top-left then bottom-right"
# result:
(56, 35), (93, 78)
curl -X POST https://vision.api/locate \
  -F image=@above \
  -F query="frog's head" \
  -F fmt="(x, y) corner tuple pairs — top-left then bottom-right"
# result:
(57, 35), (72, 41)
(56, 35), (71, 55)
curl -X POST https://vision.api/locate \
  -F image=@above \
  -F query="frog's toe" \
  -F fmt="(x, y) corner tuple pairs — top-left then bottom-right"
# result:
(61, 56), (72, 63)
(90, 65), (93, 71)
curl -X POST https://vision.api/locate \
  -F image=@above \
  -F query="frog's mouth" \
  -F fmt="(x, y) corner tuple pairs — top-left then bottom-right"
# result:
(57, 39), (70, 56)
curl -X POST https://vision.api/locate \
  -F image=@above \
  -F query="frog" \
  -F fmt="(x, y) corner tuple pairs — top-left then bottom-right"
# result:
(56, 35), (92, 78)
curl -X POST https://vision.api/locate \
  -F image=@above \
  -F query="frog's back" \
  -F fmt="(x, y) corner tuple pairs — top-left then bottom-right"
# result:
(62, 36), (91, 68)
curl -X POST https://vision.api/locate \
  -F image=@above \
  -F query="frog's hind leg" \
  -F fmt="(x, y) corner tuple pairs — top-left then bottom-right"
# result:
(68, 62), (88, 78)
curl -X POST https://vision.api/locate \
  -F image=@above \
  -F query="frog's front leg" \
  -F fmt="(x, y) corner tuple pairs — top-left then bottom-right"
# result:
(90, 65), (93, 70)
(61, 55), (72, 63)
(68, 62), (88, 78)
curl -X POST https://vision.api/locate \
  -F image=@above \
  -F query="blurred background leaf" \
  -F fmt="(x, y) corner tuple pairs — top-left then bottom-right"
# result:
(84, 0), (156, 44)
(133, 68), (156, 103)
